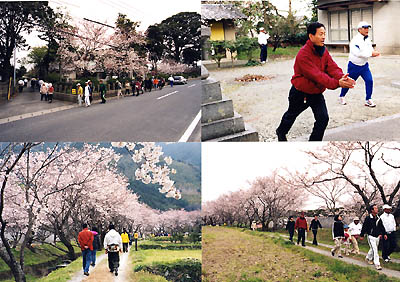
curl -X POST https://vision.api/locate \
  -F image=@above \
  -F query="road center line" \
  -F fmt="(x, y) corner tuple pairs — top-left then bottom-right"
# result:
(157, 91), (179, 100)
(179, 110), (201, 142)
(188, 84), (196, 88)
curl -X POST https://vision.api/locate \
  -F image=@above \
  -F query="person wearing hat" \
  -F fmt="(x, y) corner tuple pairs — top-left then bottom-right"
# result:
(295, 212), (308, 246)
(77, 83), (83, 106)
(258, 27), (270, 64)
(84, 81), (91, 107)
(360, 204), (387, 270)
(339, 21), (380, 107)
(380, 204), (397, 262)
(348, 216), (362, 254)
(275, 22), (355, 141)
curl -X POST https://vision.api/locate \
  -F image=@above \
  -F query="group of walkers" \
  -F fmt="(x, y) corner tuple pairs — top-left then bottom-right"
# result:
(78, 223), (133, 277)
(286, 204), (397, 270)
(38, 80), (54, 103)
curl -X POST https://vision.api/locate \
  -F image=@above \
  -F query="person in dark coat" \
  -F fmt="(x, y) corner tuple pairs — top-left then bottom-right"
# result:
(99, 80), (106, 103)
(286, 216), (295, 242)
(331, 214), (344, 258)
(91, 226), (101, 267)
(310, 215), (323, 245)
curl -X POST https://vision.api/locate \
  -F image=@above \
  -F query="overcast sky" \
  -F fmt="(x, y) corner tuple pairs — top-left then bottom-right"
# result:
(202, 142), (324, 206)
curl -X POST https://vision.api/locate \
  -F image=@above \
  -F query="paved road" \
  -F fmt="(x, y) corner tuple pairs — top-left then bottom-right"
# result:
(0, 80), (200, 142)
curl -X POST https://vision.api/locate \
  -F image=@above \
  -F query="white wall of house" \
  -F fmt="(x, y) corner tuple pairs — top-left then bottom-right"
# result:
(318, 1), (400, 55)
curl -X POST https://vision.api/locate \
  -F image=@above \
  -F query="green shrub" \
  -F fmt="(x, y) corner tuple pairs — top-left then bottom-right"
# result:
(139, 243), (201, 250)
(134, 258), (201, 282)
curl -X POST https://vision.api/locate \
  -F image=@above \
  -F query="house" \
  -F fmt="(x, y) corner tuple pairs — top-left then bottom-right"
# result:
(201, 3), (246, 60)
(317, 0), (400, 54)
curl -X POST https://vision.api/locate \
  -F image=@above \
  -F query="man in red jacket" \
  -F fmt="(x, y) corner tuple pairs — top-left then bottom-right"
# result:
(78, 223), (94, 276)
(276, 22), (355, 141)
(295, 212), (308, 246)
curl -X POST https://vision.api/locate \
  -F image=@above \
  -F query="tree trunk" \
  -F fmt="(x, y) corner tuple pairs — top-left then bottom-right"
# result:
(58, 230), (76, 260)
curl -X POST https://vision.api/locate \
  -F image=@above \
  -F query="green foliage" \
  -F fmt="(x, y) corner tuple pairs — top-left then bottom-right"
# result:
(134, 258), (201, 282)
(208, 40), (226, 68)
(235, 37), (259, 62)
(139, 243), (201, 250)
(44, 72), (61, 83)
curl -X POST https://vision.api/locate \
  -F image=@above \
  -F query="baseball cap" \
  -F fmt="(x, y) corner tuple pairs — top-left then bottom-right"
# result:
(383, 204), (392, 210)
(357, 21), (371, 29)
(354, 217), (359, 221)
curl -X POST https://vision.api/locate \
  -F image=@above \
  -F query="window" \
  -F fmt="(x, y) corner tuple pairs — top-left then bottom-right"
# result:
(350, 7), (373, 41)
(329, 10), (349, 42)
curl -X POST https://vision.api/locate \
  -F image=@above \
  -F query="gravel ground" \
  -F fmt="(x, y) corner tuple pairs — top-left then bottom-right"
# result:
(209, 54), (400, 141)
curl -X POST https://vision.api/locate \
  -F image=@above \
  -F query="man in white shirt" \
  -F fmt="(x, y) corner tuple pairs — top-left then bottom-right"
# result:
(258, 27), (270, 64)
(348, 217), (362, 254)
(84, 81), (91, 107)
(339, 21), (380, 107)
(381, 204), (397, 262)
(104, 224), (123, 276)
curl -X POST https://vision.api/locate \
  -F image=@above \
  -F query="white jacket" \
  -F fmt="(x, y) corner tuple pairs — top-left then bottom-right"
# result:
(348, 222), (362, 236)
(104, 229), (123, 249)
(348, 32), (373, 66)
(84, 85), (90, 97)
(258, 32), (270, 45)
(380, 212), (396, 233)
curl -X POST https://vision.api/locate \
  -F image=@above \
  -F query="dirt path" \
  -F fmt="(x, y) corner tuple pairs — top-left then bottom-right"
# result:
(68, 252), (130, 282)
(209, 55), (400, 141)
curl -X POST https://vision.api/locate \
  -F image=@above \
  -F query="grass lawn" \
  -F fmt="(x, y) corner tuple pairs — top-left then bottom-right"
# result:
(130, 240), (201, 281)
(203, 226), (399, 282)
(237, 46), (301, 61)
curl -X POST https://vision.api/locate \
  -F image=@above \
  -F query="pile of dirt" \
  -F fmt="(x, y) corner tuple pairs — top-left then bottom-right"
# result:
(234, 74), (275, 82)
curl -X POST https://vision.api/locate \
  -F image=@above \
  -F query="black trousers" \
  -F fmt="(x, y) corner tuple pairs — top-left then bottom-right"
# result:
(382, 233), (397, 259)
(101, 92), (106, 103)
(108, 252), (119, 271)
(123, 243), (128, 253)
(312, 230), (318, 245)
(260, 44), (267, 62)
(276, 86), (329, 141)
(289, 230), (294, 242)
(297, 228), (306, 246)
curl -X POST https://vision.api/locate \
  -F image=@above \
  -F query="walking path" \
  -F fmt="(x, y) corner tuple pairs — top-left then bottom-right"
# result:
(275, 234), (400, 280)
(68, 252), (130, 282)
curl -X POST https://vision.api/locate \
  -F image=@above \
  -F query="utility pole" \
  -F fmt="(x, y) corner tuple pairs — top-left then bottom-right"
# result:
(13, 46), (16, 87)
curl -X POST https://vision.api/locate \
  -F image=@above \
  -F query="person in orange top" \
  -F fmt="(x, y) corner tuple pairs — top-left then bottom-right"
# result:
(295, 212), (308, 246)
(78, 223), (94, 276)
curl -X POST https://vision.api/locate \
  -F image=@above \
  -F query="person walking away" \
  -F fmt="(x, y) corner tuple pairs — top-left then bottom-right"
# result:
(88, 80), (93, 102)
(121, 229), (130, 253)
(168, 75), (174, 87)
(116, 80), (123, 98)
(104, 224), (123, 276)
(135, 80), (142, 96)
(30, 78), (36, 92)
(381, 204), (397, 262)
(77, 83), (83, 106)
(47, 83), (54, 103)
(348, 217), (362, 254)
(84, 81), (91, 107)
(331, 214), (345, 258)
(295, 212), (308, 246)
(18, 79), (24, 93)
(154, 77), (159, 89)
(90, 227), (101, 267)
(360, 204), (387, 270)
(258, 27), (270, 64)
(275, 22), (355, 142)
(99, 80), (107, 104)
(310, 215), (323, 245)
(40, 82), (48, 101)
(286, 216), (295, 242)
(78, 223), (94, 276)
(159, 78), (165, 90)
(339, 21), (380, 107)
(124, 81), (130, 96)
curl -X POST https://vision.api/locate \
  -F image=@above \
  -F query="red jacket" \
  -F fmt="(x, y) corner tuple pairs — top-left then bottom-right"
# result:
(291, 40), (344, 94)
(295, 217), (308, 230)
(78, 228), (94, 251)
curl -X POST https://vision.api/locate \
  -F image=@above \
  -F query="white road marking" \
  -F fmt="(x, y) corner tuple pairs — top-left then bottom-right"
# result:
(188, 84), (196, 88)
(157, 91), (179, 100)
(179, 110), (201, 142)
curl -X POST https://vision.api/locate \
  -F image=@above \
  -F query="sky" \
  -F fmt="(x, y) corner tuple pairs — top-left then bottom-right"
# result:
(13, 0), (200, 67)
(202, 142), (324, 204)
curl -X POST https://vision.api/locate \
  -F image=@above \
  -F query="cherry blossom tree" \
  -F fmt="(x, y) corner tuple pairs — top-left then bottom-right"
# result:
(156, 59), (189, 75)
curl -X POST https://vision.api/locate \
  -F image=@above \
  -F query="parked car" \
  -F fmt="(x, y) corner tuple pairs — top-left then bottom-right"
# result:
(173, 76), (187, 85)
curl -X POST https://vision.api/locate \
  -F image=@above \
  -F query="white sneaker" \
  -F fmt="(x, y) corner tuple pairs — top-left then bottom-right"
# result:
(365, 99), (376, 107)
(376, 265), (382, 270)
(384, 259), (389, 263)
(339, 97), (346, 105)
